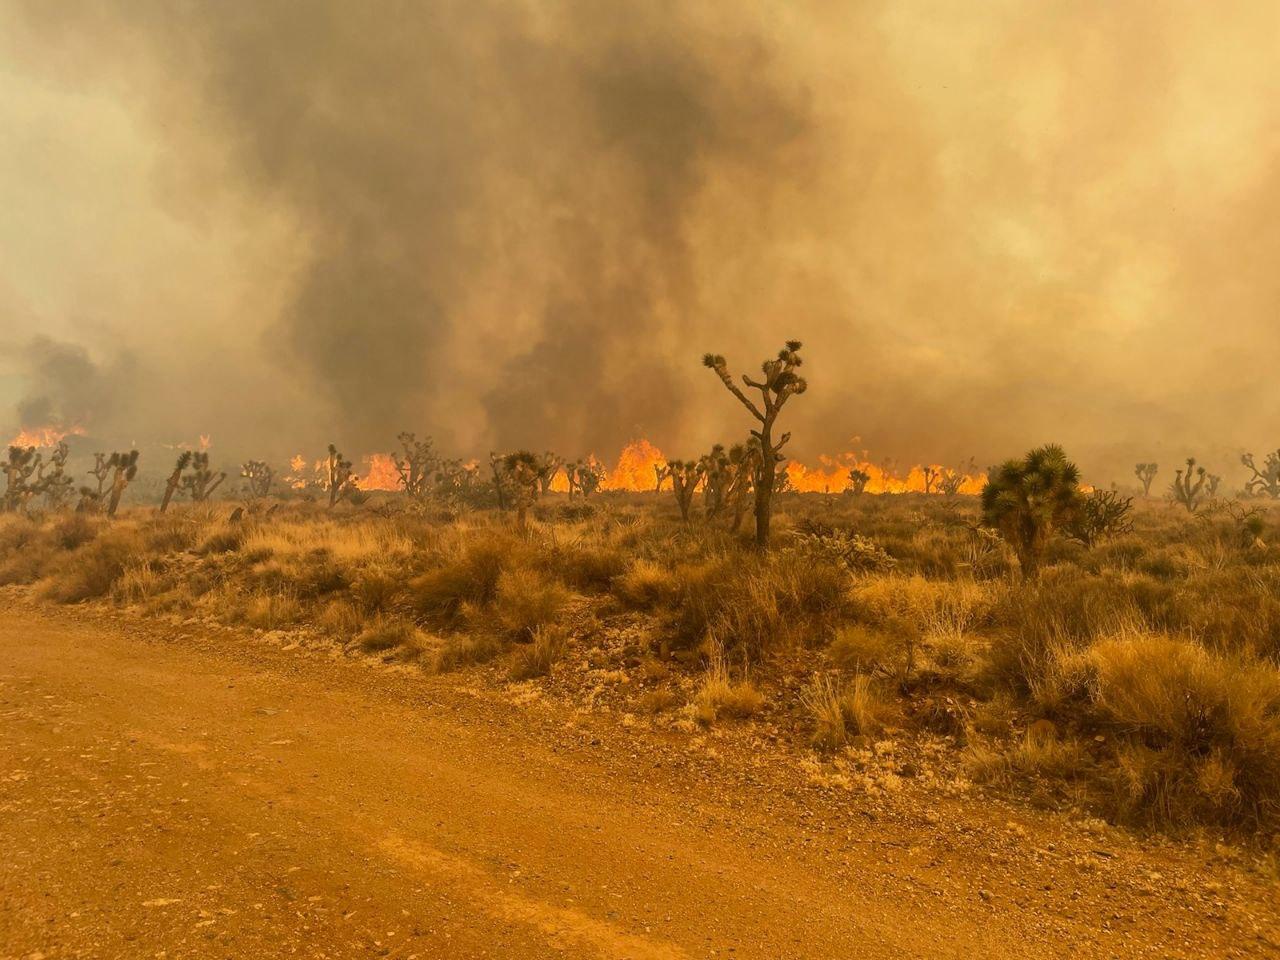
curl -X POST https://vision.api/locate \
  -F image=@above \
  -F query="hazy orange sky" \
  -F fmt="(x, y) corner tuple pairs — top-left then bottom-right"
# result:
(2, 1), (1278, 483)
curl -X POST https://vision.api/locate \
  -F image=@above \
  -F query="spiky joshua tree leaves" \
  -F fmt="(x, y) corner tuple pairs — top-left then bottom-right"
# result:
(394, 432), (437, 499)
(180, 452), (226, 503)
(1134, 462), (1159, 498)
(980, 444), (1082, 580)
(2, 446), (40, 512)
(653, 462), (672, 492)
(703, 340), (807, 547)
(566, 459), (604, 500)
(499, 451), (542, 532)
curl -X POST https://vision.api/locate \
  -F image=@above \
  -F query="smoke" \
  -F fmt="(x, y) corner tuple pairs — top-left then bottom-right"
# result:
(3, 2), (1279, 484)
(3, 335), (136, 435)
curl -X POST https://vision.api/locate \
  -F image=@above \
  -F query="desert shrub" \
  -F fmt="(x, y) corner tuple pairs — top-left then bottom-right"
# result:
(290, 549), (350, 598)
(408, 540), (510, 626)
(242, 592), (303, 629)
(1088, 631), (1280, 829)
(317, 598), (364, 637)
(492, 568), (569, 641)
(50, 514), (98, 551)
(693, 659), (764, 725)
(112, 560), (168, 604)
(828, 624), (894, 674)
(350, 565), (403, 613)
(37, 527), (147, 603)
(966, 729), (1093, 786)
(431, 632), (506, 673)
(612, 559), (680, 609)
(507, 624), (567, 680)
(801, 672), (887, 750)
(355, 618), (423, 655)
(636, 688), (679, 714)
(548, 542), (626, 592)
(196, 524), (246, 555)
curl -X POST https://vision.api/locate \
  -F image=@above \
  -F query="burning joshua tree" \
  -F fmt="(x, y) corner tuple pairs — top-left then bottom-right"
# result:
(1134, 462), (1159, 498)
(703, 340), (807, 547)
(536, 452), (562, 495)
(653, 462), (672, 492)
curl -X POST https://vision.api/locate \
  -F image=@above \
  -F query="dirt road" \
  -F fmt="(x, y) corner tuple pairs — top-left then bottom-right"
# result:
(1, 608), (1276, 959)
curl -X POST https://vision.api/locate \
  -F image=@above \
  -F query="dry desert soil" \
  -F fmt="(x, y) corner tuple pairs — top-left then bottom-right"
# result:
(2, 601), (1278, 959)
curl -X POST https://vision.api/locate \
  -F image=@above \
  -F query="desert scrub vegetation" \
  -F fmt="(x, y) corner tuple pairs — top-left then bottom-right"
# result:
(4, 485), (1280, 843)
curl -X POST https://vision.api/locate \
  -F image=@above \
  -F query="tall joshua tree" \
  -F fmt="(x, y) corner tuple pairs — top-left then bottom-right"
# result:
(703, 340), (807, 547)
(1170, 457), (1209, 513)
(106, 450), (140, 518)
(161, 451), (193, 513)
(88, 453), (112, 498)
(1134, 462), (1159, 498)
(980, 444), (1082, 579)
(38, 441), (74, 509)
(326, 444), (356, 508)
(536, 452), (562, 495)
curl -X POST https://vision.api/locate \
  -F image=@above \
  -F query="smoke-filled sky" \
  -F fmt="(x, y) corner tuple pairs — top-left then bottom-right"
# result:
(2, 1), (1278, 483)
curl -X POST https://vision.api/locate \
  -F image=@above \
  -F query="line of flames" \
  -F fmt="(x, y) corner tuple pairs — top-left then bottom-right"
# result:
(6, 424), (87, 449)
(353, 438), (986, 494)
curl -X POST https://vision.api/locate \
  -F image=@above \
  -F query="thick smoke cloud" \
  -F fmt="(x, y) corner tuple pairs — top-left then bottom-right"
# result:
(3, 2), (1279, 484)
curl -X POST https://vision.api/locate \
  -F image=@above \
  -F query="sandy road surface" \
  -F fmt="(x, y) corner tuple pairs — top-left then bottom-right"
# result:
(1, 608), (1277, 959)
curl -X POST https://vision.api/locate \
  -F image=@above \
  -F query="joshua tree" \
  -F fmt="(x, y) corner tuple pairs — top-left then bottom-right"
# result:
(105, 450), (140, 517)
(325, 444), (356, 508)
(847, 467), (871, 496)
(241, 460), (275, 499)
(1206, 473), (1222, 498)
(536, 452), (562, 495)
(980, 444), (1083, 579)
(703, 340), (807, 547)
(699, 444), (731, 519)
(181, 451), (226, 503)
(654, 462), (672, 492)
(1170, 457), (1209, 513)
(1241, 450), (1280, 499)
(566, 459), (604, 500)
(922, 465), (940, 495)
(499, 451), (542, 532)
(88, 452), (112, 498)
(1134, 462), (1159, 498)
(160, 451), (193, 513)
(38, 441), (74, 509)
(668, 459), (704, 524)
(393, 432), (437, 499)
(2, 446), (40, 512)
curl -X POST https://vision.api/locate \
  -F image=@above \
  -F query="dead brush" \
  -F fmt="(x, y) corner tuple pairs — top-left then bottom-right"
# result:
(694, 654), (764, 725)
(507, 624), (568, 681)
(801, 672), (887, 750)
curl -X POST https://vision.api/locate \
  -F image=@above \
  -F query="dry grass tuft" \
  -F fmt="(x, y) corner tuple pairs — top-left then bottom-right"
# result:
(694, 658), (764, 725)
(801, 672), (888, 750)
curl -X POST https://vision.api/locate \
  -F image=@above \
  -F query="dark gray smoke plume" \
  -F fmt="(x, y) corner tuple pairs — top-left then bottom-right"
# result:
(3, 2), (1280, 486)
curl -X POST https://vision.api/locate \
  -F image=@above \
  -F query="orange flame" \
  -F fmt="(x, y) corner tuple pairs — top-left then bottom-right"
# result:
(784, 453), (986, 495)
(7, 424), (86, 448)
(359, 453), (400, 491)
